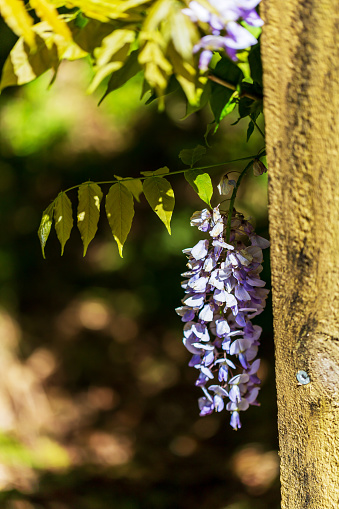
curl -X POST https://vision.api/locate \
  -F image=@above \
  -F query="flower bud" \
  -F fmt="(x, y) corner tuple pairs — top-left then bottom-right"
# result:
(253, 160), (267, 177)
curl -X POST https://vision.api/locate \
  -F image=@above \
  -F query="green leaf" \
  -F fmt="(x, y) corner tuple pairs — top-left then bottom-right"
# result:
(238, 96), (254, 118)
(240, 80), (263, 100)
(141, 166), (170, 177)
(0, 0), (35, 47)
(179, 145), (206, 168)
(143, 176), (174, 234)
(246, 120), (255, 142)
(99, 50), (141, 104)
(77, 182), (103, 256)
(30, 0), (71, 41)
(0, 34), (59, 91)
(213, 57), (243, 85)
(88, 29), (135, 93)
(38, 201), (55, 259)
(54, 192), (73, 255)
(120, 179), (143, 202)
(248, 42), (263, 86)
(210, 82), (237, 128)
(105, 182), (134, 257)
(185, 170), (213, 206)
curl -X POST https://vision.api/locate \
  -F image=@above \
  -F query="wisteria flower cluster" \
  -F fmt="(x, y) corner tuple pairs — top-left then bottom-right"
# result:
(176, 206), (269, 429)
(183, 0), (263, 70)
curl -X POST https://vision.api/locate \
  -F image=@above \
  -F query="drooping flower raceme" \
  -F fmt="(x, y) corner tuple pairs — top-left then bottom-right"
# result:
(182, 0), (263, 70)
(176, 206), (269, 429)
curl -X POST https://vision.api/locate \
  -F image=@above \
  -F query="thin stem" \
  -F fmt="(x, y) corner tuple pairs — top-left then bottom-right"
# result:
(208, 74), (263, 102)
(250, 115), (265, 139)
(61, 152), (264, 195)
(225, 160), (254, 243)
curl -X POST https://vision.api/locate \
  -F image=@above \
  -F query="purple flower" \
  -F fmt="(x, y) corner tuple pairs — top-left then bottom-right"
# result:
(183, 0), (263, 67)
(177, 204), (269, 429)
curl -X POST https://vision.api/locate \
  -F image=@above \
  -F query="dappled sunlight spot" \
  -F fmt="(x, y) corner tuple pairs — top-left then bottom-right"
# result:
(86, 386), (119, 411)
(169, 435), (197, 457)
(87, 431), (134, 466)
(257, 358), (269, 383)
(46, 388), (84, 435)
(32, 436), (70, 470)
(6, 501), (35, 509)
(109, 315), (139, 343)
(0, 464), (37, 493)
(26, 348), (57, 381)
(136, 357), (179, 395)
(85, 241), (125, 271)
(78, 300), (111, 330)
(192, 416), (220, 439)
(5, 363), (52, 433)
(0, 308), (21, 352)
(56, 297), (115, 337)
(112, 408), (143, 430)
(55, 301), (82, 338)
(77, 211), (86, 222)
(231, 444), (279, 495)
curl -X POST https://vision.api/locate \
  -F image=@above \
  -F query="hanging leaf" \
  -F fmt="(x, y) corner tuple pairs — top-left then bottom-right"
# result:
(143, 176), (174, 234)
(118, 178), (143, 203)
(54, 192), (73, 255)
(248, 42), (263, 86)
(185, 170), (213, 207)
(99, 50), (141, 103)
(64, 0), (149, 23)
(30, 0), (71, 41)
(246, 120), (255, 142)
(210, 85), (235, 127)
(38, 201), (55, 259)
(141, 166), (170, 177)
(105, 182), (134, 257)
(179, 145), (206, 168)
(0, 0), (35, 48)
(88, 29), (135, 93)
(77, 182), (103, 256)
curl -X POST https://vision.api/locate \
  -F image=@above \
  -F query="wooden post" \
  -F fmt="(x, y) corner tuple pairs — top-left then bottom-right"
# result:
(260, 1), (339, 507)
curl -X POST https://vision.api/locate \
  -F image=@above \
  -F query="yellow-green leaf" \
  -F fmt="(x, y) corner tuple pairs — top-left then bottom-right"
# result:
(167, 42), (205, 106)
(143, 176), (174, 234)
(179, 145), (206, 168)
(54, 192), (73, 255)
(77, 182), (103, 256)
(185, 170), (213, 206)
(88, 29), (135, 93)
(105, 182), (134, 257)
(141, 166), (169, 177)
(0, 34), (59, 91)
(115, 177), (143, 203)
(62, 0), (149, 23)
(30, 0), (72, 41)
(38, 201), (55, 259)
(0, 0), (35, 48)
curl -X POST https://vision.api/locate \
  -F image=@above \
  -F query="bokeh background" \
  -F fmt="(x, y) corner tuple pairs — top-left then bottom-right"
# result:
(0, 22), (280, 509)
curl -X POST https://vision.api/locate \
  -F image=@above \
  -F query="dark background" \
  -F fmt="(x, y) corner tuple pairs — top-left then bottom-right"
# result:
(0, 23), (279, 509)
